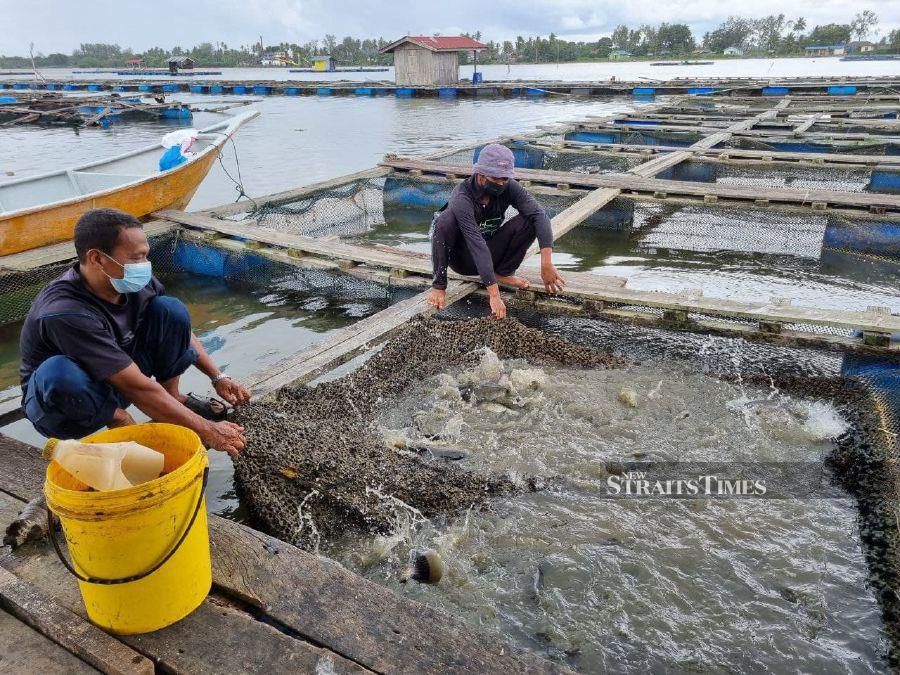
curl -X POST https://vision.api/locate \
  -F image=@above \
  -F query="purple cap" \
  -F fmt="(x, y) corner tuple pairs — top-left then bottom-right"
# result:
(474, 143), (515, 179)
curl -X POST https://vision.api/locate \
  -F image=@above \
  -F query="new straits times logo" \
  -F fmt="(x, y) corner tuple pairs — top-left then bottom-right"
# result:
(597, 462), (851, 499)
(607, 470), (767, 497)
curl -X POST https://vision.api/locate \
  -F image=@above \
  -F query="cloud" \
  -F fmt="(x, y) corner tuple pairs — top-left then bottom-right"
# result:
(1, 0), (897, 55)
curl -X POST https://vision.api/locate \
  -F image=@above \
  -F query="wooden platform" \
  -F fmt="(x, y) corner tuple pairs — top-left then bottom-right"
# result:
(0, 435), (567, 674)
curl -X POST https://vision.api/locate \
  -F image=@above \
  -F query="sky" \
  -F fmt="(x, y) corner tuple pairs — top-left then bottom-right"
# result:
(1, 0), (898, 55)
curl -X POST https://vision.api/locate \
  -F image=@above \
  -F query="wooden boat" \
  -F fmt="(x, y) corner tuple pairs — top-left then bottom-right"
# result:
(0, 110), (258, 255)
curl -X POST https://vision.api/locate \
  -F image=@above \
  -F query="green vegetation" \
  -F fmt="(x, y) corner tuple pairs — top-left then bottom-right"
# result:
(1, 11), (897, 69)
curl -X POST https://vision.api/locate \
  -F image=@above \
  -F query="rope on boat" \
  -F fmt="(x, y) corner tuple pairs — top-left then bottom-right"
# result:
(218, 136), (258, 210)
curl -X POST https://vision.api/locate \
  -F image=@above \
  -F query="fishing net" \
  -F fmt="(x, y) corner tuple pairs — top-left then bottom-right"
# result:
(232, 317), (621, 551)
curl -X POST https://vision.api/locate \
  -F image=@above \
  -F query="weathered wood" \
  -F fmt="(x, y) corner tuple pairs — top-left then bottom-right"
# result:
(0, 434), (566, 674)
(0, 567), (154, 675)
(534, 138), (900, 168)
(155, 209), (900, 339)
(0, 608), (99, 674)
(379, 157), (900, 213)
(525, 187), (622, 256)
(248, 280), (476, 395)
(792, 114), (824, 135)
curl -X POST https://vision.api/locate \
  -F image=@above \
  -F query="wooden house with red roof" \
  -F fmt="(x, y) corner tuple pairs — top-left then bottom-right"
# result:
(380, 35), (487, 86)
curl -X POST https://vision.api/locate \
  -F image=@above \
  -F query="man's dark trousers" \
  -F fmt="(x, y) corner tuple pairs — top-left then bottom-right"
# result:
(23, 296), (198, 439)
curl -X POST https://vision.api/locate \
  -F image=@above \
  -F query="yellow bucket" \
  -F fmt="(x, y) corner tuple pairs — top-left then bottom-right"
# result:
(43, 423), (211, 634)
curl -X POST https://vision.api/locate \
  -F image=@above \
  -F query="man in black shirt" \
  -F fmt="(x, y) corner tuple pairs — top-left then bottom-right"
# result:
(427, 143), (565, 318)
(19, 208), (249, 455)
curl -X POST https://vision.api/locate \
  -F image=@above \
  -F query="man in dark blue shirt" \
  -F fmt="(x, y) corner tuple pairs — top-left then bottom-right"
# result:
(19, 208), (249, 456)
(427, 143), (565, 318)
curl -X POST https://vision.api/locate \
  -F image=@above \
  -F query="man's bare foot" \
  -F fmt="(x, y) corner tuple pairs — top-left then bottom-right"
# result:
(495, 274), (531, 290)
(108, 408), (137, 428)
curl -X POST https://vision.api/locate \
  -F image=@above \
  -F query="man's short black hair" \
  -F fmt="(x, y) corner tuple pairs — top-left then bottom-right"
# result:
(74, 208), (142, 262)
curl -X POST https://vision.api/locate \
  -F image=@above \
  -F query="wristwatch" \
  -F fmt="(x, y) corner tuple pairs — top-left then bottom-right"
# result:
(211, 373), (231, 384)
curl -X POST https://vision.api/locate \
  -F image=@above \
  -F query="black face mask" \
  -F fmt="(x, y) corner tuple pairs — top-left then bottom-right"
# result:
(483, 179), (507, 197)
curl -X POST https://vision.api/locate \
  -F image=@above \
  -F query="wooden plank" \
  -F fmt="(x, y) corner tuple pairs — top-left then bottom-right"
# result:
(0, 435), (565, 674)
(248, 280), (477, 395)
(0, 567), (154, 675)
(525, 187), (621, 256)
(535, 138), (900, 167)
(379, 157), (900, 212)
(155, 209), (900, 337)
(578, 120), (900, 142)
(792, 114), (823, 135)
(0, 609), (99, 674)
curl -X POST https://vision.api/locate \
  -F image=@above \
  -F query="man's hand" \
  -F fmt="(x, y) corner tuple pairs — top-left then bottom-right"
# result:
(426, 287), (447, 310)
(200, 420), (246, 458)
(109, 407), (136, 428)
(214, 377), (252, 406)
(541, 262), (566, 295)
(486, 284), (507, 319)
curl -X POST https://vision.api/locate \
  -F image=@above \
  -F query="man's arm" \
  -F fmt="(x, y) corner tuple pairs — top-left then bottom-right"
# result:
(507, 181), (565, 294)
(107, 363), (245, 455)
(189, 333), (251, 405)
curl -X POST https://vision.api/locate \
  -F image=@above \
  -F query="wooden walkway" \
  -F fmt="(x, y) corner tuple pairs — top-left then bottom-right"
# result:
(0, 435), (566, 674)
(154, 210), (900, 352)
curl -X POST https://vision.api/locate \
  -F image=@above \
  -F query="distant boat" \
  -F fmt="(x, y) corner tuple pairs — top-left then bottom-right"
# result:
(0, 110), (258, 256)
(650, 60), (715, 66)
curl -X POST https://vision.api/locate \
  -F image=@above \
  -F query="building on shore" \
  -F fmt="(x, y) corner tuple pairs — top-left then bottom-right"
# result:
(380, 35), (487, 86)
(805, 44), (847, 57)
(311, 55), (335, 71)
(848, 41), (876, 54)
(168, 56), (195, 74)
(723, 46), (744, 56)
(609, 49), (632, 61)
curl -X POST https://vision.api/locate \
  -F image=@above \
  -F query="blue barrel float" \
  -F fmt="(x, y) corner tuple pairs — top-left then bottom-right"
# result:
(395, 87), (415, 98)
(438, 87), (457, 98)
(45, 83), (59, 90)
(284, 87), (300, 95)
(87, 84), (102, 91)
(138, 84), (154, 92)
(190, 84), (208, 94)
(823, 216), (900, 258)
(210, 85), (224, 94)
(253, 85), (272, 96)
(315, 87), (334, 96)
(64, 83), (81, 91)
(12, 83), (29, 89)
(160, 106), (193, 120)
(231, 85), (247, 94)
(632, 87), (655, 99)
(762, 86), (790, 96)
(525, 87), (546, 97)
(688, 87), (717, 96)
(869, 169), (900, 194)
(162, 83), (180, 92)
(354, 87), (374, 96)
(0, 96), (17, 105)
(828, 85), (857, 95)
(383, 176), (453, 208)
(472, 141), (545, 170)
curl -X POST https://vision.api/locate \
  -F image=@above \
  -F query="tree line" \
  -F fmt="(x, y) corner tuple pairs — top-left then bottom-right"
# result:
(1, 11), (898, 69)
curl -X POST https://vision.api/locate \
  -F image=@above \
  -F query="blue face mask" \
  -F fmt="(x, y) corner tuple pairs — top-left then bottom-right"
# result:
(97, 251), (152, 294)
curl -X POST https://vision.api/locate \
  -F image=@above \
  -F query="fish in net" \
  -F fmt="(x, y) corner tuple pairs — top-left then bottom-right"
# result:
(233, 316), (623, 551)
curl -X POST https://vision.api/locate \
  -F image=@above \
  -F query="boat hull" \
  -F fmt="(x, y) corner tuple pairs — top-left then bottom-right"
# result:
(0, 149), (220, 256)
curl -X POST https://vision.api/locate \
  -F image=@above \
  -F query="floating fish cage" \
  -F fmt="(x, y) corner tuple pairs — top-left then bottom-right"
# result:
(2, 92), (900, 669)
